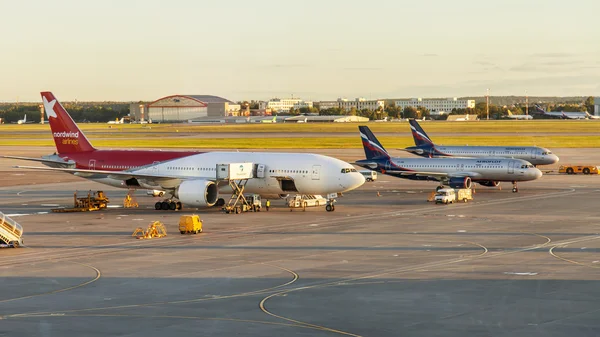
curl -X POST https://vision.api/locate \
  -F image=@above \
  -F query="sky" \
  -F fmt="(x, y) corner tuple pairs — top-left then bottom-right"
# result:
(2, 0), (600, 102)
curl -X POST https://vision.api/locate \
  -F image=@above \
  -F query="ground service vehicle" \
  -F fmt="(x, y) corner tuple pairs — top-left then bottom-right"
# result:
(434, 188), (473, 204)
(360, 170), (377, 182)
(146, 190), (165, 197)
(245, 194), (262, 211)
(558, 165), (599, 175)
(179, 215), (203, 234)
(287, 195), (327, 211)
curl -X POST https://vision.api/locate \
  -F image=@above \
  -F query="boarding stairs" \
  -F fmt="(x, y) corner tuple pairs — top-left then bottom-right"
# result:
(0, 212), (24, 247)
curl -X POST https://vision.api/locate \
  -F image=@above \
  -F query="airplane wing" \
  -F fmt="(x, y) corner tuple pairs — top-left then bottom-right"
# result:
(384, 170), (483, 182)
(1, 155), (76, 168)
(14, 165), (190, 189)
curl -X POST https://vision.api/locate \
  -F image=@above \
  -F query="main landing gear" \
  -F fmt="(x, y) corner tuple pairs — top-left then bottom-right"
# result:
(155, 199), (183, 211)
(512, 181), (519, 193)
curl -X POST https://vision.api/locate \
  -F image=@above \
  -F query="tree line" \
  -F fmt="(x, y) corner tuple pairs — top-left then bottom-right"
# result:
(0, 103), (130, 123)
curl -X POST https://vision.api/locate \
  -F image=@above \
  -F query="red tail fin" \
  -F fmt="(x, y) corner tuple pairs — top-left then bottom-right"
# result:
(41, 92), (95, 153)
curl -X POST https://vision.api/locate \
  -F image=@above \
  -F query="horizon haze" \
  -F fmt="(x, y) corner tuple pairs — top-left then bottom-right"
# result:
(2, 0), (599, 102)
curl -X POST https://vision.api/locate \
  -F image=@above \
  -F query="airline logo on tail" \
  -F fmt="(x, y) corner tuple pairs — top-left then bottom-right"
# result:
(42, 96), (58, 119)
(409, 124), (434, 146)
(358, 126), (389, 160)
(40, 92), (95, 153)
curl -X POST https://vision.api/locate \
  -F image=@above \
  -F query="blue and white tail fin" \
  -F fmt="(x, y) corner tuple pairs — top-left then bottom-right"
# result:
(533, 104), (547, 114)
(358, 126), (389, 160)
(409, 119), (434, 147)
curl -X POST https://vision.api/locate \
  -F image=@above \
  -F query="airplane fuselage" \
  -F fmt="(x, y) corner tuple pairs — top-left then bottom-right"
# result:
(66, 151), (364, 196)
(405, 145), (558, 166)
(358, 157), (542, 183)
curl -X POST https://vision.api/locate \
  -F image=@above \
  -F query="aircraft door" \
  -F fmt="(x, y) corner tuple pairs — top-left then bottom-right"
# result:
(152, 161), (160, 174)
(531, 149), (537, 160)
(508, 160), (515, 174)
(89, 159), (96, 170)
(256, 164), (266, 178)
(311, 165), (321, 180)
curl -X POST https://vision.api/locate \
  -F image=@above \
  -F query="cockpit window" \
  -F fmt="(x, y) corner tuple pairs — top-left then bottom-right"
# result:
(521, 164), (535, 169)
(542, 151), (553, 155)
(341, 168), (357, 174)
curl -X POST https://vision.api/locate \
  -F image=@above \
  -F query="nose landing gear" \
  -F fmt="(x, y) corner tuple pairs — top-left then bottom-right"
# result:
(512, 181), (519, 193)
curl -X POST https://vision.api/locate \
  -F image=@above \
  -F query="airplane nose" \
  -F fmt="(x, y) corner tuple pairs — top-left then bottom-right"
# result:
(346, 172), (366, 191)
(534, 168), (543, 179)
(551, 154), (560, 164)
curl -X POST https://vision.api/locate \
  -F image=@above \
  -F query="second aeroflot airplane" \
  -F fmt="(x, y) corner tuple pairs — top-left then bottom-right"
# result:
(404, 119), (559, 166)
(356, 126), (542, 193)
(6, 92), (365, 211)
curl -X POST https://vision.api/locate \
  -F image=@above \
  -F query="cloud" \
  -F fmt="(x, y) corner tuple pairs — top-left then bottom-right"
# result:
(341, 67), (384, 71)
(259, 63), (310, 69)
(531, 52), (574, 58)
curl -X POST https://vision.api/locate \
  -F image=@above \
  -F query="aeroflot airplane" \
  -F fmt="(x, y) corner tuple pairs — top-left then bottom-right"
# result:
(5, 92), (365, 211)
(357, 126), (542, 192)
(404, 119), (559, 166)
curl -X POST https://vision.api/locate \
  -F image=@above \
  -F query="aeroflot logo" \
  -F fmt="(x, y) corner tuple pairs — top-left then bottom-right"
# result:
(53, 131), (79, 145)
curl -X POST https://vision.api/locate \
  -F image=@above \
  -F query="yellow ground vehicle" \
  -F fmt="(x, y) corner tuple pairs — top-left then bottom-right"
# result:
(179, 215), (203, 234)
(558, 165), (600, 175)
(52, 190), (109, 212)
(132, 221), (167, 239)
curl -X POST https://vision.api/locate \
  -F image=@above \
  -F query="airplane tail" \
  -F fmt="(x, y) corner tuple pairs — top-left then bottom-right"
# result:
(358, 126), (389, 160)
(41, 92), (95, 153)
(409, 119), (434, 147)
(533, 104), (546, 114)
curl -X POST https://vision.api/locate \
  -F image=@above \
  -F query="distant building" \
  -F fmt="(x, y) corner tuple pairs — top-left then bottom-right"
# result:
(146, 95), (237, 122)
(259, 98), (313, 113)
(395, 98), (475, 116)
(338, 98), (385, 112)
(594, 97), (599, 116)
(285, 115), (369, 123)
(316, 101), (341, 111)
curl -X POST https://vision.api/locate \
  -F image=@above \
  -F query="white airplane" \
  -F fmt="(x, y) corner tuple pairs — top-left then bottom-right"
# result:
(107, 117), (125, 124)
(15, 114), (34, 124)
(506, 110), (533, 120)
(11, 92), (365, 212)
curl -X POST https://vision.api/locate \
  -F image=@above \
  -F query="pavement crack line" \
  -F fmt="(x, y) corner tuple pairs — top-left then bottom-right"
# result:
(0, 261), (101, 304)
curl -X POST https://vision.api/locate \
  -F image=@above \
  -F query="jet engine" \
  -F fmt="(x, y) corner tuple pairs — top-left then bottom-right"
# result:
(175, 179), (218, 207)
(448, 176), (472, 189)
(478, 180), (500, 187)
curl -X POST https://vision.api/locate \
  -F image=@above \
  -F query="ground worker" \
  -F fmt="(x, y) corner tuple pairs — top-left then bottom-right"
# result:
(266, 199), (270, 211)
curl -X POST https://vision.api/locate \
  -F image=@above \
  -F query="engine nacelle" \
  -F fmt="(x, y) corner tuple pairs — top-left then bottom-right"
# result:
(175, 179), (218, 207)
(478, 180), (500, 187)
(448, 176), (472, 189)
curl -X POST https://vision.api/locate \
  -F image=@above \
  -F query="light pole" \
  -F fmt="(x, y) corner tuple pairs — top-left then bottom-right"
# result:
(486, 88), (490, 120)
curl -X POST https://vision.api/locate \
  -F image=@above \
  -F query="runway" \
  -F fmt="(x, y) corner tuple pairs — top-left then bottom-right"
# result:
(1, 148), (600, 336)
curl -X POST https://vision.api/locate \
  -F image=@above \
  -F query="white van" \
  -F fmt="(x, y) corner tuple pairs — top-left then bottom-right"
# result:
(360, 170), (377, 182)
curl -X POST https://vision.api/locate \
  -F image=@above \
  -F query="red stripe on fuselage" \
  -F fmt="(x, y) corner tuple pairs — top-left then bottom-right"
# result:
(59, 149), (200, 170)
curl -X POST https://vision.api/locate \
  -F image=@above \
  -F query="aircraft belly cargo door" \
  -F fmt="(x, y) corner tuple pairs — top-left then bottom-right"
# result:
(312, 165), (321, 180)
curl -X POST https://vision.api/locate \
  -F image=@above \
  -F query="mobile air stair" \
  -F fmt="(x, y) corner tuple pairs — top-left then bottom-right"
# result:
(0, 212), (24, 247)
